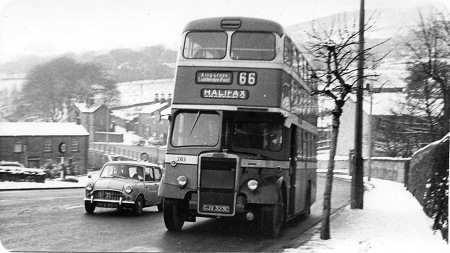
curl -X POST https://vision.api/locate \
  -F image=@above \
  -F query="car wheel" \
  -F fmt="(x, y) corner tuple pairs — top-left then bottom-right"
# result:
(157, 202), (163, 212)
(163, 198), (186, 231)
(133, 196), (144, 216)
(85, 201), (95, 214)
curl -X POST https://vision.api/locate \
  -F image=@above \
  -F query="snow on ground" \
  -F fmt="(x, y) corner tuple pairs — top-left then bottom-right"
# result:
(286, 178), (449, 253)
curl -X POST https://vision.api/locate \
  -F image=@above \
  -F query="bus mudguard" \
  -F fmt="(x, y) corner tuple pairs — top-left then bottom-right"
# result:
(240, 176), (285, 205)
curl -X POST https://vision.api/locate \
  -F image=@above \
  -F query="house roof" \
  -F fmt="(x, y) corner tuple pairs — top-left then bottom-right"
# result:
(111, 101), (171, 121)
(0, 122), (89, 137)
(73, 103), (104, 113)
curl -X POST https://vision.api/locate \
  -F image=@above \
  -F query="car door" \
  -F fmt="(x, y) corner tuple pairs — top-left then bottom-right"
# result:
(144, 166), (159, 205)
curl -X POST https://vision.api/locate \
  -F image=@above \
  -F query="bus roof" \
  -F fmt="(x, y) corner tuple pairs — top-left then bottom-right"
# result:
(182, 17), (284, 36)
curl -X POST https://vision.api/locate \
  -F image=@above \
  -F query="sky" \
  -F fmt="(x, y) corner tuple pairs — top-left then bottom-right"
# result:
(0, 0), (449, 61)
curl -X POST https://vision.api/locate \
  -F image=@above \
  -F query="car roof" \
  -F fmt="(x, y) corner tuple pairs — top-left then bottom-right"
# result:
(104, 160), (160, 167)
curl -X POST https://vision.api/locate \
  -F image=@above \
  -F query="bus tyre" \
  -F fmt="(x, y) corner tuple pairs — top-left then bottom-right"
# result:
(305, 185), (311, 216)
(261, 189), (285, 238)
(85, 201), (95, 214)
(133, 195), (144, 216)
(157, 202), (163, 212)
(163, 198), (185, 231)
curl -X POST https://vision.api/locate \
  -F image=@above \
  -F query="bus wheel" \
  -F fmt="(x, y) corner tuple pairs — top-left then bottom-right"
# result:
(305, 184), (311, 216)
(85, 201), (95, 214)
(163, 198), (185, 231)
(261, 189), (284, 238)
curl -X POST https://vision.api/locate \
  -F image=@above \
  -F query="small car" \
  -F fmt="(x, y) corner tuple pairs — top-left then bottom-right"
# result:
(84, 161), (163, 215)
(147, 136), (164, 146)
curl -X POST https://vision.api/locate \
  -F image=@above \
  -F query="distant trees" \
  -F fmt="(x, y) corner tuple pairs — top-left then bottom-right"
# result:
(403, 12), (450, 138)
(14, 56), (119, 122)
(85, 45), (177, 82)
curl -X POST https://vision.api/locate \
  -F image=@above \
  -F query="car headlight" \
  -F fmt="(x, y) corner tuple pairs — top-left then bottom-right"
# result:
(85, 183), (94, 191)
(247, 180), (258, 191)
(124, 184), (133, 194)
(177, 176), (187, 187)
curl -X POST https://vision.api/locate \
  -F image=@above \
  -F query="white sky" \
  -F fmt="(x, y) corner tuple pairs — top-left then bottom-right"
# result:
(0, 0), (449, 61)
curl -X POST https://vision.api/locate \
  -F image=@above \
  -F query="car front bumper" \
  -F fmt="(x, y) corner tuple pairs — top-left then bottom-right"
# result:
(84, 196), (135, 206)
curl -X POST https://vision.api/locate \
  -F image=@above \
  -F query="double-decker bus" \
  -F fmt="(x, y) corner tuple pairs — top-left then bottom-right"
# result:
(158, 17), (318, 238)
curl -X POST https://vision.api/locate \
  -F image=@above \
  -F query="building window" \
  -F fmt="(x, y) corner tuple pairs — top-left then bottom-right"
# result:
(13, 139), (23, 153)
(71, 138), (79, 152)
(44, 138), (52, 152)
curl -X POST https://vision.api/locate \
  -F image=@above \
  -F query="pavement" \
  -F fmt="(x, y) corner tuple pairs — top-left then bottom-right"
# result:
(0, 175), (89, 191)
(0, 173), (448, 252)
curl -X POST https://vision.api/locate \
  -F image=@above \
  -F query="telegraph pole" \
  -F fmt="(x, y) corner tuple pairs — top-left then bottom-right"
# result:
(351, 0), (365, 209)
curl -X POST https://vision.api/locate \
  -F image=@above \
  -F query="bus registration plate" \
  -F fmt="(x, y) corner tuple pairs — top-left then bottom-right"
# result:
(202, 204), (230, 213)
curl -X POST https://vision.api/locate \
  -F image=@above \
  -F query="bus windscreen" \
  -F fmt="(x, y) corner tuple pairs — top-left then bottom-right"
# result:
(171, 111), (220, 147)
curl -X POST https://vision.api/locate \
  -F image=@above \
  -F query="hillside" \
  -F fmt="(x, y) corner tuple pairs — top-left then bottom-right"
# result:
(285, 2), (449, 89)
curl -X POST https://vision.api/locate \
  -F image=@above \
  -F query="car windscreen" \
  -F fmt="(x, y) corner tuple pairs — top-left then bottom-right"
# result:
(100, 164), (144, 179)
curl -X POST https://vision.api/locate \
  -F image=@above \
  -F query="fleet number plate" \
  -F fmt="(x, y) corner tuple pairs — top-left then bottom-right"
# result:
(202, 204), (230, 213)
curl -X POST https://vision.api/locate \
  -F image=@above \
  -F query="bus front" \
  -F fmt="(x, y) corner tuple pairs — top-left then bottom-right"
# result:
(159, 17), (317, 238)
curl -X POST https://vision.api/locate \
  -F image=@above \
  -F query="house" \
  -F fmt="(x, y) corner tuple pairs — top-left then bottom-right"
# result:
(110, 99), (171, 144)
(0, 122), (89, 174)
(318, 91), (412, 158)
(68, 101), (123, 143)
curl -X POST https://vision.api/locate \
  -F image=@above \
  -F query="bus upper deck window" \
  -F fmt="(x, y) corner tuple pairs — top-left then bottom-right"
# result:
(183, 32), (227, 59)
(231, 32), (275, 60)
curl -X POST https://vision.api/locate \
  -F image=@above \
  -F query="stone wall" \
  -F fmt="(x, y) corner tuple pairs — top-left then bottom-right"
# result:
(318, 156), (410, 182)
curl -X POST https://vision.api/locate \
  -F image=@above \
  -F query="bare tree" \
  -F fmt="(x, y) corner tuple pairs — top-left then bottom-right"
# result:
(404, 12), (450, 137)
(306, 14), (387, 239)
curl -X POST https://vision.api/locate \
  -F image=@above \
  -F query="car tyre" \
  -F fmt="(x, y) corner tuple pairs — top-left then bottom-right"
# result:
(133, 196), (144, 216)
(163, 198), (185, 231)
(85, 201), (95, 214)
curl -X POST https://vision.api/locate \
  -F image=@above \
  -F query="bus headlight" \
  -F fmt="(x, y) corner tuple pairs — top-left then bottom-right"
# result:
(247, 180), (258, 191)
(85, 183), (94, 191)
(124, 184), (133, 194)
(177, 176), (187, 187)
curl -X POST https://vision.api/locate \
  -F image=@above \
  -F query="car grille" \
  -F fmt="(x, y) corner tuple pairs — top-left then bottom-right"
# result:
(93, 190), (123, 201)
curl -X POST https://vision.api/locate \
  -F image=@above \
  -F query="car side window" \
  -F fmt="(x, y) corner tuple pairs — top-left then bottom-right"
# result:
(153, 167), (162, 182)
(145, 167), (154, 182)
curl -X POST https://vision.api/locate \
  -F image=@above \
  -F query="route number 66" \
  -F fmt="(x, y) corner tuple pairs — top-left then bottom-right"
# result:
(238, 72), (257, 86)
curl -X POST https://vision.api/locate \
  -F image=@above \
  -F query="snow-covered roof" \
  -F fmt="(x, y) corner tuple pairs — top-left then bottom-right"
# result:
(111, 101), (171, 121)
(73, 103), (104, 113)
(0, 122), (89, 136)
(139, 102), (168, 114)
